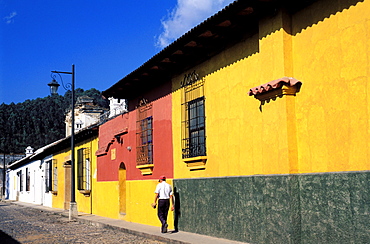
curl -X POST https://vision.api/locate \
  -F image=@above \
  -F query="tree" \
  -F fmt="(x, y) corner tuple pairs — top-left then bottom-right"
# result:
(0, 88), (108, 154)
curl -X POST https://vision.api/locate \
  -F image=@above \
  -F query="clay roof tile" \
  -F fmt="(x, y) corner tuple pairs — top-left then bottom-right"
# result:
(248, 77), (302, 96)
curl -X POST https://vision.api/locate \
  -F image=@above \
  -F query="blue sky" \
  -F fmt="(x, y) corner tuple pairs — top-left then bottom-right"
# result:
(0, 0), (234, 104)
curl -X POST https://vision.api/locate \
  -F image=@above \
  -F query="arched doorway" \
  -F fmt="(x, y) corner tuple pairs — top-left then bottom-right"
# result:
(119, 162), (126, 215)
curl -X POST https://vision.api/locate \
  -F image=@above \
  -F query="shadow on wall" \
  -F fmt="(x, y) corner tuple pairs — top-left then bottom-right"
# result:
(127, 0), (365, 111)
(173, 0), (365, 93)
(171, 31), (260, 94)
(288, 0), (365, 36)
(173, 187), (180, 233)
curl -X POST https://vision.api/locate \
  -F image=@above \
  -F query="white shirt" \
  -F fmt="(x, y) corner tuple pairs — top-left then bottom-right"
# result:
(155, 181), (173, 199)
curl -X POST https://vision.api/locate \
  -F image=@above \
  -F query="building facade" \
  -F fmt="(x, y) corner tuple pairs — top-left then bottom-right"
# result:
(96, 88), (174, 226)
(7, 143), (61, 207)
(49, 126), (98, 216)
(6, 0), (370, 243)
(103, 0), (370, 243)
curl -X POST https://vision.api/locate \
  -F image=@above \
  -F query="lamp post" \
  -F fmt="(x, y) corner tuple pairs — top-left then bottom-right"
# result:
(48, 64), (77, 220)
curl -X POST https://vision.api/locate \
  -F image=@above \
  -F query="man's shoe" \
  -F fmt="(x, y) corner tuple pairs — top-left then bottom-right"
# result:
(162, 223), (168, 233)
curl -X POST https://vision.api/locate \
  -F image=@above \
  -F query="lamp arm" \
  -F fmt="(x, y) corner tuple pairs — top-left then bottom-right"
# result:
(51, 72), (72, 91)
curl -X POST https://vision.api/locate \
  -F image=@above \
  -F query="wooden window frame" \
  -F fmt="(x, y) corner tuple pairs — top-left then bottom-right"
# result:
(77, 148), (91, 195)
(136, 100), (153, 166)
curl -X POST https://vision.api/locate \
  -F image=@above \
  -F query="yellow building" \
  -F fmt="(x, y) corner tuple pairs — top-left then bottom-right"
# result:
(51, 126), (99, 216)
(103, 0), (370, 243)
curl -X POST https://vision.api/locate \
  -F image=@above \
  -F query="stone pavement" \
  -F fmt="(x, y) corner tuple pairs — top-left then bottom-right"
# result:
(5, 201), (247, 244)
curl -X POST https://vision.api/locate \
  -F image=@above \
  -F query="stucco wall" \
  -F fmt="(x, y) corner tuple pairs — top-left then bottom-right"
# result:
(174, 172), (370, 243)
(7, 157), (53, 207)
(171, 0), (370, 242)
(124, 179), (175, 228)
(292, 0), (370, 173)
(52, 137), (99, 215)
(95, 87), (173, 225)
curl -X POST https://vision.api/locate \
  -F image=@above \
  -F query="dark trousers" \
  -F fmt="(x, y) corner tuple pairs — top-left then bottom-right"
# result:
(157, 199), (170, 226)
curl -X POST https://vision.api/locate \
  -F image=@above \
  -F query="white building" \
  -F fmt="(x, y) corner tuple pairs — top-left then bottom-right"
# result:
(108, 97), (127, 118)
(65, 96), (107, 137)
(7, 141), (62, 206)
(0, 153), (24, 199)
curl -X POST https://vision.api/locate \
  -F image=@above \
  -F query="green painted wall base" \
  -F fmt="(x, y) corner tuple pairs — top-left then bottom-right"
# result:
(173, 171), (370, 243)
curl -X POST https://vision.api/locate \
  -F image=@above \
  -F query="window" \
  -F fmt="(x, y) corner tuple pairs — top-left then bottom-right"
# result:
(53, 159), (58, 192)
(76, 120), (83, 130)
(77, 148), (91, 191)
(26, 168), (30, 192)
(186, 97), (206, 157)
(181, 72), (206, 159)
(19, 170), (23, 192)
(136, 99), (153, 165)
(45, 160), (51, 192)
(45, 159), (57, 193)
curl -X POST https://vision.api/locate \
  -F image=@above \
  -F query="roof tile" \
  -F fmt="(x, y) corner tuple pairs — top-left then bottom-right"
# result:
(248, 77), (302, 96)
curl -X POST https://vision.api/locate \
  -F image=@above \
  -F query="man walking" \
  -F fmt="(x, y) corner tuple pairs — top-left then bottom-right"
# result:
(153, 175), (174, 233)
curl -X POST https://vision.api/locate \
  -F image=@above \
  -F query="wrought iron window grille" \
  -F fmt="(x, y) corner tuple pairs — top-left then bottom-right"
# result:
(136, 99), (153, 166)
(181, 72), (206, 159)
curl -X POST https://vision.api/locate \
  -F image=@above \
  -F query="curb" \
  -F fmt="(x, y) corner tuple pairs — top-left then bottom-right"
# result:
(75, 216), (188, 244)
(6, 201), (189, 244)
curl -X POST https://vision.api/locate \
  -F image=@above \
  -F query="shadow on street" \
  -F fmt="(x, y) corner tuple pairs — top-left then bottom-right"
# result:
(0, 230), (21, 244)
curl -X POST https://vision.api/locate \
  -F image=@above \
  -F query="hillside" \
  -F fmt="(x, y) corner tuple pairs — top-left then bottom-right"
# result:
(0, 88), (108, 154)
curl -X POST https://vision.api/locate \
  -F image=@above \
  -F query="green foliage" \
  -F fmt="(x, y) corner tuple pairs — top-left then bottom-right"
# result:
(0, 88), (108, 154)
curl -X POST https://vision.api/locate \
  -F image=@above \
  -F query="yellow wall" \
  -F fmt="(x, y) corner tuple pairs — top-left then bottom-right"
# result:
(125, 179), (174, 229)
(92, 181), (120, 219)
(89, 176), (175, 228)
(52, 148), (69, 209)
(172, 11), (294, 179)
(172, 0), (370, 179)
(75, 138), (98, 214)
(292, 0), (370, 173)
(52, 137), (100, 214)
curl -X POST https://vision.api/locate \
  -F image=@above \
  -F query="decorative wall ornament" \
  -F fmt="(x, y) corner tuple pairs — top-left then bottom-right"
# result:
(137, 98), (149, 108)
(248, 77), (302, 112)
(248, 77), (302, 97)
(181, 70), (200, 87)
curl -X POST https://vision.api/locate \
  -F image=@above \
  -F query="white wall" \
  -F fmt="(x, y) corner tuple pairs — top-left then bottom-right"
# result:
(7, 156), (53, 207)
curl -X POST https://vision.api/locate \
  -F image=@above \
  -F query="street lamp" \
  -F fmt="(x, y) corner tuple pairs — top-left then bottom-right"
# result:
(48, 64), (77, 220)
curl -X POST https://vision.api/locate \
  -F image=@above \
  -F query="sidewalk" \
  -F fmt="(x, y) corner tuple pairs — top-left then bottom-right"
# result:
(6, 201), (247, 244)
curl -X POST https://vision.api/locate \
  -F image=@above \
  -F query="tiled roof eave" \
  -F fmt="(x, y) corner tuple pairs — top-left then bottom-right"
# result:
(102, 0), (281, 99)
(248, 77), (302, 96)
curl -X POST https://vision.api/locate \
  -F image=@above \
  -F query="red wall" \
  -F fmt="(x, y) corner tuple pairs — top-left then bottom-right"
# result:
(97, 93), (173, 181)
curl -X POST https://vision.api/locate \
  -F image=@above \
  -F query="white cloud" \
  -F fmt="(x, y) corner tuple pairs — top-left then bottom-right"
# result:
(156, 0), (235, 49)
(4, 11), (17, 24)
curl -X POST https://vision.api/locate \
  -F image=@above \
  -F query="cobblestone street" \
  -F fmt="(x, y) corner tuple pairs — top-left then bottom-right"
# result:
(0, 202), (165, 244)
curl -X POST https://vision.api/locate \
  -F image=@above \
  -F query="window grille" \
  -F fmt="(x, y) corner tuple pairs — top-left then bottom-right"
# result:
(181, 74), (206, 158)
(45, 160), (53, 192)
(77, 148), (91, 191)
(19, 170), (23, 192)
(136, 99), (153, 165)
(52, 159), (58, 192)
(45, 159), (57, 192)
(26, 168), (30, 192)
